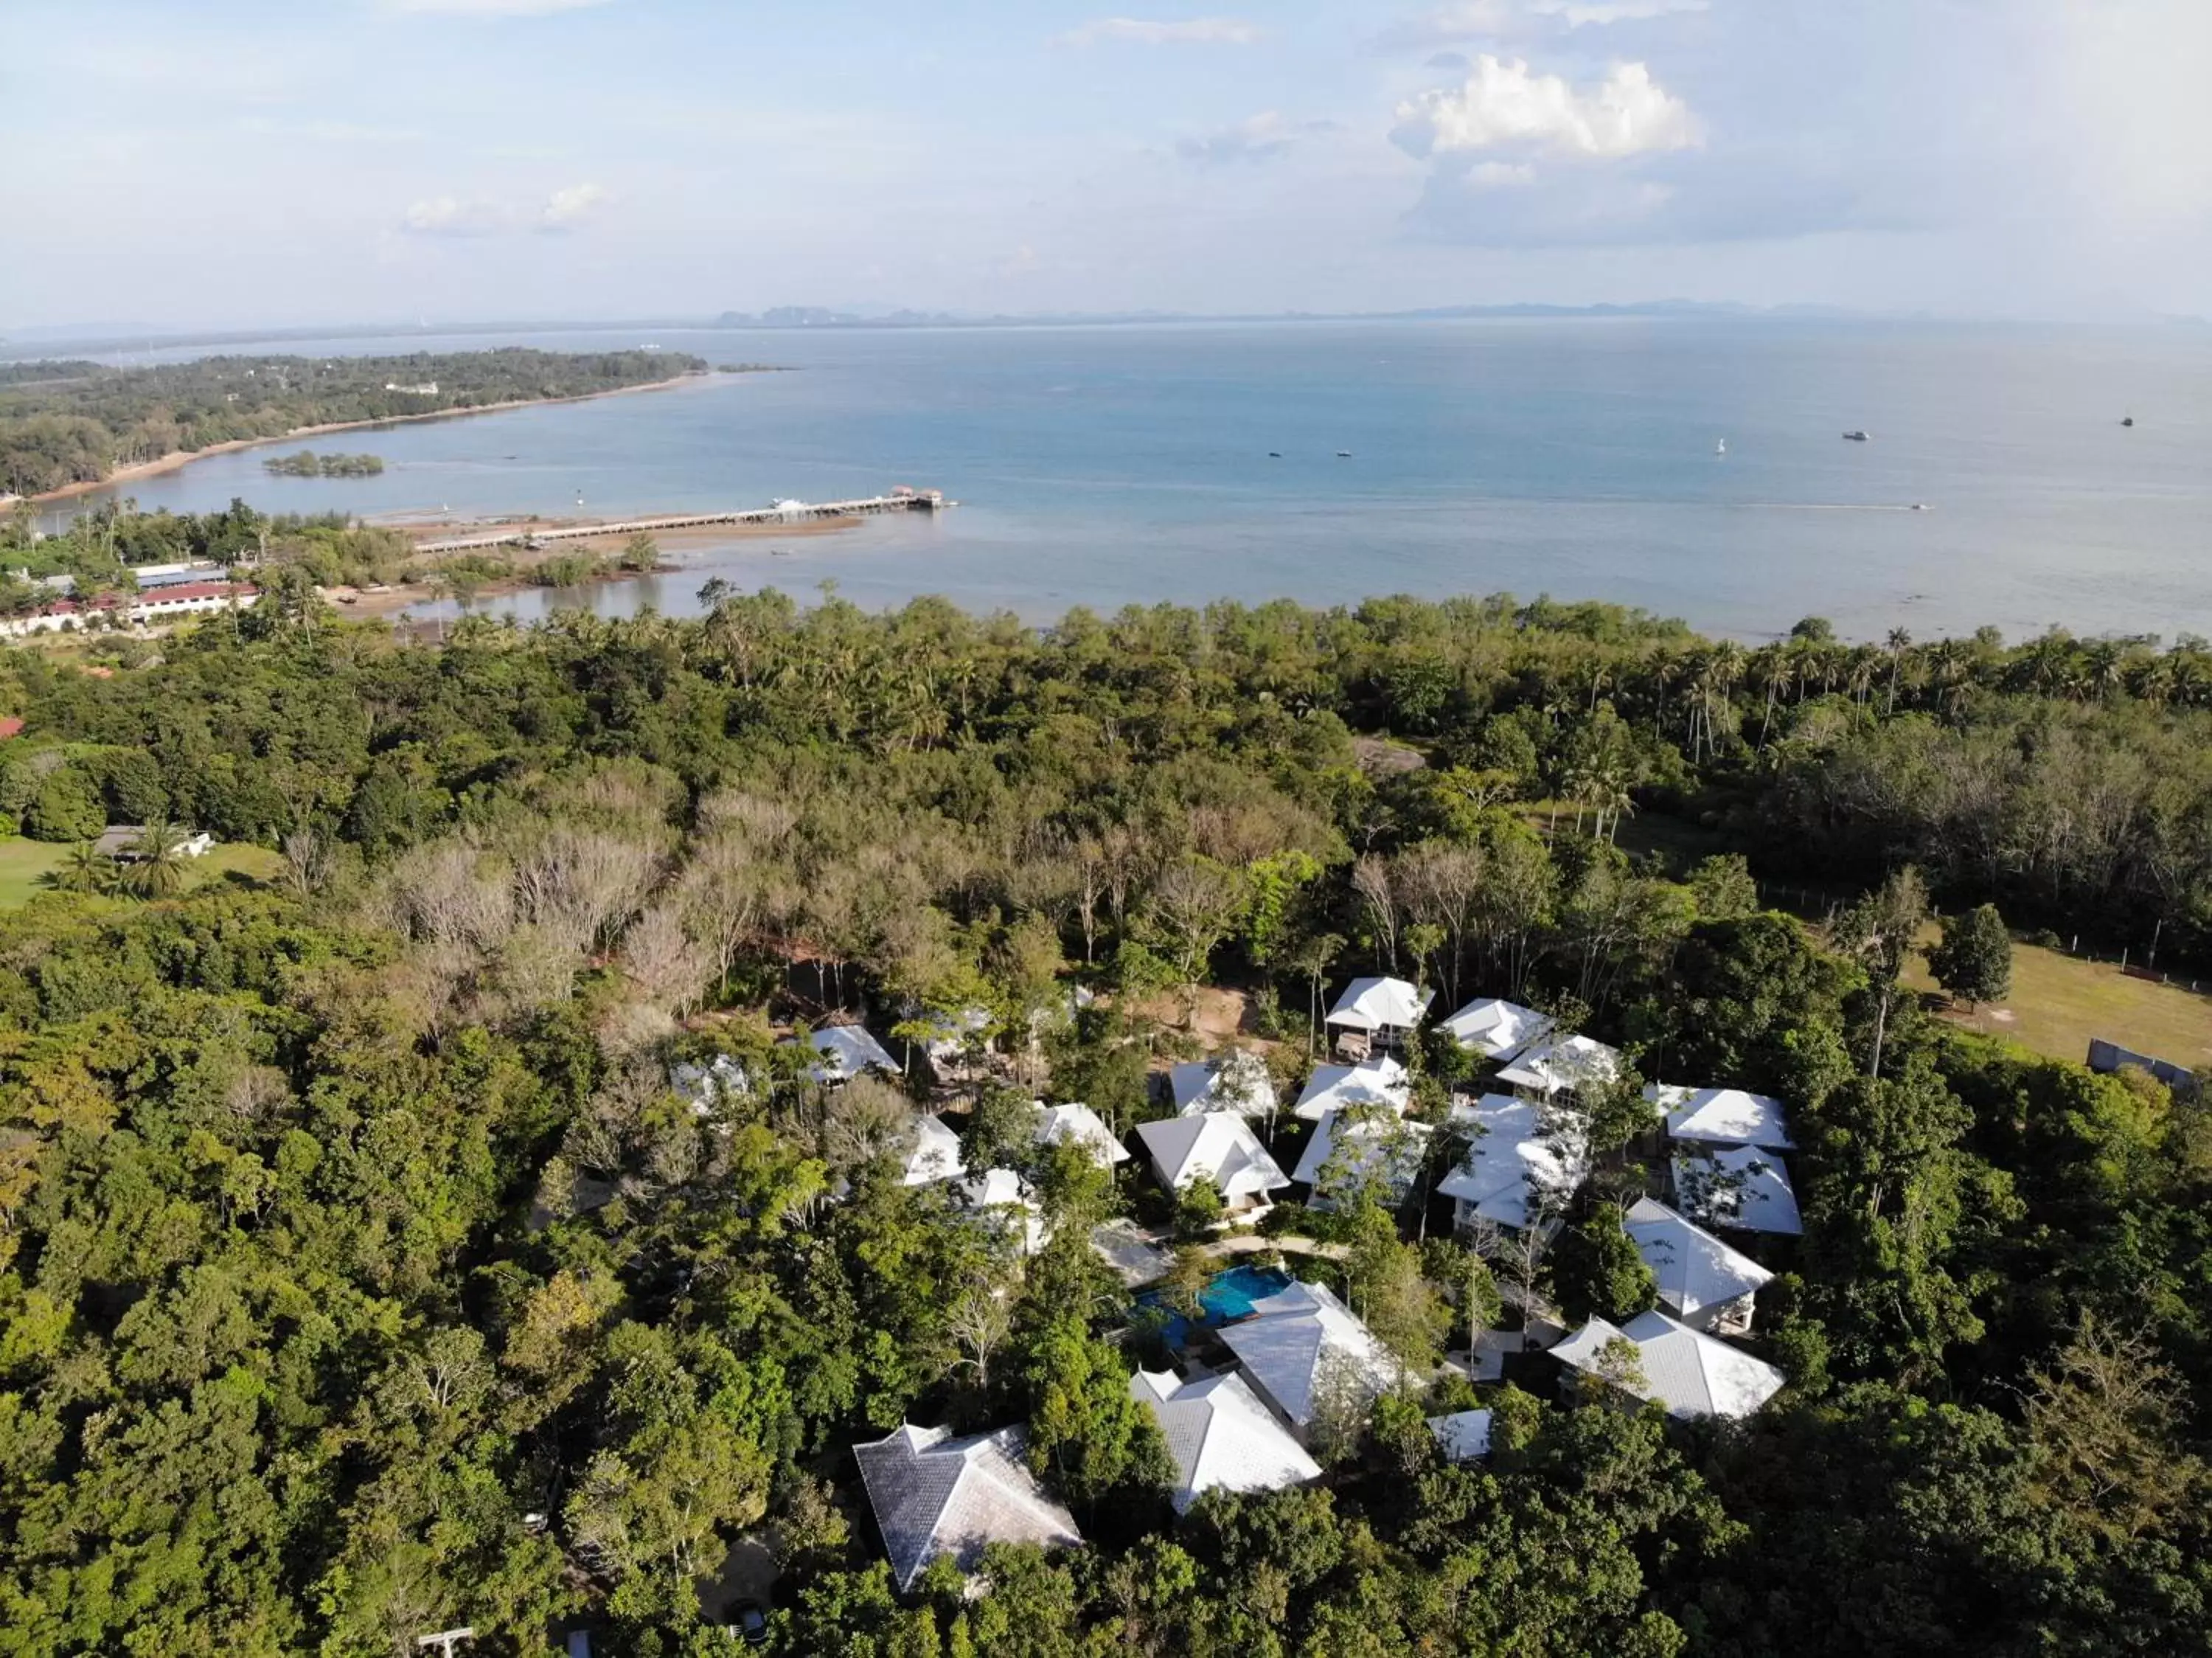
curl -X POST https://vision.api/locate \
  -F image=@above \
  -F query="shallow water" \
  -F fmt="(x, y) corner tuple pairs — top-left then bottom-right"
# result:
(61, 316), (2212, 640)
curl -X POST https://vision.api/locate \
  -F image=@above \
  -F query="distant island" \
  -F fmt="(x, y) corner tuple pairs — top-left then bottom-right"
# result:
(262, 449), (384, 478)
(0, 347), (707, 499)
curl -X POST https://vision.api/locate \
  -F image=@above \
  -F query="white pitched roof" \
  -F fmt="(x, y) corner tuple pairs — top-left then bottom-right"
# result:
(1169, 1054), (1279, 1118)
(1218, 1280), (1399, 1429)
(1291, 1109), (1431, 1207)
(1427, 1408), (1495, 1462)
(1291, 1057), (1410, 1123)
(1325, 977), (1433, 1032)
(917, 1005), (995, 1063)
(1034, 1103), (1130, 1167)
(1551, 1310), (1785, 1421)
(960, 1167), (1048, 1255)
(1648, 1085), (1795, 1150)
(670, 1053), (750, 1114)
(852, 1423), (1082, 1591)
(1133, 1112), (1290, 1201)
(1131, 1368), (1321, 1513)
(1624, 1197), (1774, 1319)
(1439, 998), (1554, 1061)
(1436, 1094), (1590, 1229)
(1495, 1035), (1622, 1096)
(805, 1024), (900, 1084)
(1672, 1144), (1803, 1236)
(904, 1113), (967, 1186)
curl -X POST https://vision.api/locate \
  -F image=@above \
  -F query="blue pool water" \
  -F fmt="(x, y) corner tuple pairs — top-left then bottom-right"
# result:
(1136, 1265), (1293, 1348)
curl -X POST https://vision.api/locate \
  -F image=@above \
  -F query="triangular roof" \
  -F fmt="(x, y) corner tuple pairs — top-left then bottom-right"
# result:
(1291, 1109), (1431, 1207)
(1672, 1144), (1803, 1236)
(1169, 1053), (1279, 1118)
(916, 1005), (995, 1062)
(1439, 997), (1554, 1061)
(1435, 1094), (1590, 1229)
(852, 1423), (1083, 1592)
(1034, 1102), (1130, 1167)
(1551, 1309), (1786, 1421)
(1133, 1112), (1290, 1201)
(1218, 1280), (1398, 1428)
(1647, 1085), (1795, 1149)
(804, 1024), (900, 1083)
(1624, 1196), (1774, 1319)
(670, 1053), (751, 1114)
(959, 1167), (1048, 1255)
(904, 1113), (966, 1186)
(1291, 1056), (1410, 1123)
(1130, 1368), (1321, 1513)
(1495, 1034), (1622, 1096)
(1325, 977), (1433, 1031)
(1426, 1408), (1494, 1462)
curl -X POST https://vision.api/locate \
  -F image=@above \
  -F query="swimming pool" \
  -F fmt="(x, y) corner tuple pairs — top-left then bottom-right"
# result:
(1135, 1265), (1293, 1348)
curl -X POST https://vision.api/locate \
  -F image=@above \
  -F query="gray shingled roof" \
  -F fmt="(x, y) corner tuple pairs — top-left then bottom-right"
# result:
(852, 1423), (1082, 1592)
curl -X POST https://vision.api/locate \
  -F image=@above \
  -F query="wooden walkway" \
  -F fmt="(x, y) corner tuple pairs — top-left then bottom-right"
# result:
(414, 490), (947, 554)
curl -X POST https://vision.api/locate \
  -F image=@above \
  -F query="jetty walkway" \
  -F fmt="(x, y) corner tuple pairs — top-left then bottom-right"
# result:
(413, 488), (948, 554)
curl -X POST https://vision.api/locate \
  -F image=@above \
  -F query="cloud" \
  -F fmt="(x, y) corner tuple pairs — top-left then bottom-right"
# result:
(540, 181), (608, 230)
(1376, 0), (1705, 50)
(1175, 112), (1340, 167)
(1392, 55), (1699, 161)
(385, 0), (614, 15)
(1058, 17), (1262, 46)
(399, 182), (607, 237)
(399, 195), (511, 237)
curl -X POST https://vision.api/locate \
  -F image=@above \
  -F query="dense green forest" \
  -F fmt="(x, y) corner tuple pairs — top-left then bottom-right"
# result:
(0, 555), (2205, 1655)
(0, 350), (704, 496)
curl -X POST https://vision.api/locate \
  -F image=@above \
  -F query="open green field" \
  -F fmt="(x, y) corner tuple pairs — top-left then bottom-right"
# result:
(1905, 926), (2212, 1072)
(0, 838), (68, 906)
(0, 836), (284, 906)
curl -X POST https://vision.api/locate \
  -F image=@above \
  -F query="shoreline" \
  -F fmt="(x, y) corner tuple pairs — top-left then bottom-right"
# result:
(30, 371), (714, 504)
(328, 513), (863, 618)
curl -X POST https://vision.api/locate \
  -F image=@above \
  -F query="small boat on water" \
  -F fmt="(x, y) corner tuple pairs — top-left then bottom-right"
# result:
(1715, 438), (1728, 456)
(1335, 450), (1353, 458)
(2122, 416), (2135, 428)
(1268, 451), (1281, 458)
(1842, 430), (1870, 442)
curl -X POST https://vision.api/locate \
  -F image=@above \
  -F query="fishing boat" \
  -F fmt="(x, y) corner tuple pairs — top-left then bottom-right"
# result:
(1842, 430), (1870, 442)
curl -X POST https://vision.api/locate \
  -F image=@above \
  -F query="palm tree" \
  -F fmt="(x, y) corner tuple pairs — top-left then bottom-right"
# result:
(53, 840), (116, 896)
(1885, 628), (1912, 713)
(127, 819), (193, 900)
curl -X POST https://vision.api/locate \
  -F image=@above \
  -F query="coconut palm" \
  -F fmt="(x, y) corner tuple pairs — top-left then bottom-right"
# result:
(53, 840), (117, 896)
(127, 819), (194, 900)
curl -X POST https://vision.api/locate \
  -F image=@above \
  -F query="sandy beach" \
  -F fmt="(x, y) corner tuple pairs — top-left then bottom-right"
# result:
(31, 370), (714, 504)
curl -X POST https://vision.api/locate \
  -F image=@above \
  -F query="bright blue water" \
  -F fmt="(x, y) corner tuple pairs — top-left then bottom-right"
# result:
(55, 318), (2212, 640)
(1136, 1265), (1294, 1347)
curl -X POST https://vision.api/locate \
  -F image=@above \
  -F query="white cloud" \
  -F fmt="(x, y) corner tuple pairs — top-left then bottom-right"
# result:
(399, 195), (511, 236)
(1176, 112), (1339, 167)
(540, 181), (608, 230)
(385, 0), (613, 15)
(1392, 55), (1700, 161)
(1059, 17), (1262, 46)
(1377, 0), (1704, 49)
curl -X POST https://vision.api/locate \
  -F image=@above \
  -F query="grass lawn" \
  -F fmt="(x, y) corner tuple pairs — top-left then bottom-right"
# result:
(0, 836), (285, 907)
(0, 838), (69, 906)
(1905, 926), (2212, 1072)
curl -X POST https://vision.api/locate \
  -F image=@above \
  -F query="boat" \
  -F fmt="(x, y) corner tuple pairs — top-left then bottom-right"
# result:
(1843, 430), (1870, 442)
(1268, 451), (1281, 458)
(1715, 439), (1728, 456)
(2122, 416), (2135, 428)
(1335, 451), (1353, 458)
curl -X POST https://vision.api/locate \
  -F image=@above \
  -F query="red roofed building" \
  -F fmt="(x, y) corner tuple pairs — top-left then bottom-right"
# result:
(0, 583), (257, 639)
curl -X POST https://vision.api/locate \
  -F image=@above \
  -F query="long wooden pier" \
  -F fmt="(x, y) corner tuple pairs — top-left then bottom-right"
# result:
(412, 488), (948, 554)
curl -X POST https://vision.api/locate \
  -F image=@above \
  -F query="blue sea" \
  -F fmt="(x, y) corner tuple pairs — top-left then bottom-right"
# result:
(54, 317), (2212, 640)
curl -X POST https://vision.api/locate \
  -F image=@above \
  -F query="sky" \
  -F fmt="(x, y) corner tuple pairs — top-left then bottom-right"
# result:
(5, 0), (2209, 332)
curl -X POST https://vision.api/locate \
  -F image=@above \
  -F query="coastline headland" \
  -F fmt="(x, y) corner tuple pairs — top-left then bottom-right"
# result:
(29, 369), (717, 504)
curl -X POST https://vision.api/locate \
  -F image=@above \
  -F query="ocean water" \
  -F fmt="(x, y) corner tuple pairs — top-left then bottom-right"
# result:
(58, 318), (2212, 640)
